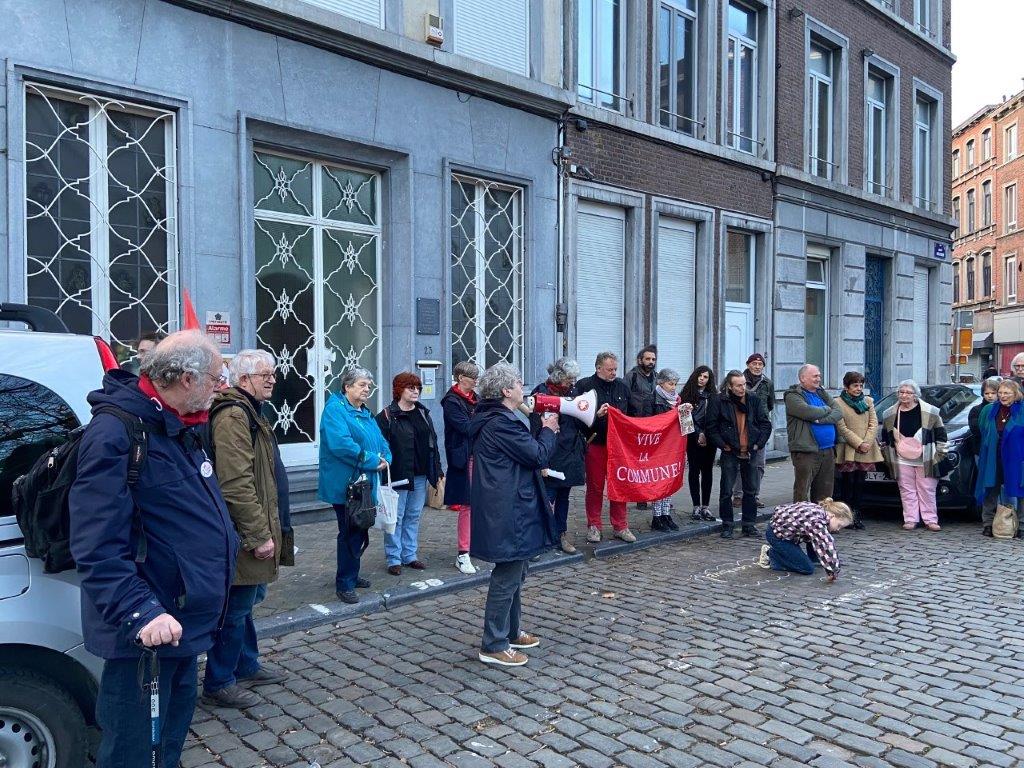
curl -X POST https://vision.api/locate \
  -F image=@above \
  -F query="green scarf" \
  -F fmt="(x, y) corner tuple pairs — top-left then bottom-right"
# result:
(840, 390), (869, 414)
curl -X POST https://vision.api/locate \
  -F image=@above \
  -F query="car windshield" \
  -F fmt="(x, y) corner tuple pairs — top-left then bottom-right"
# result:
(872, 385), (979, 427)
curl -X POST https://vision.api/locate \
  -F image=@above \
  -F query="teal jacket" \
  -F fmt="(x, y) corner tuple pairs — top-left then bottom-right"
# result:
(974, 401), (1024, 503)
(318, 393), (392, 505)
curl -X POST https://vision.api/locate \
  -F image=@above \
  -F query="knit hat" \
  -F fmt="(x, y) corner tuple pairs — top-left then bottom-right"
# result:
(746, 353), (766, 365)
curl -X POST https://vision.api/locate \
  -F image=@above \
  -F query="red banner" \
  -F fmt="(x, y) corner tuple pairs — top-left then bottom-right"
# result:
(605, 407), (686, 502)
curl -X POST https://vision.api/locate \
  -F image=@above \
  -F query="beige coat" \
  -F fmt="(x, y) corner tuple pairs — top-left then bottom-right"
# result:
(834, 395), (884, 464)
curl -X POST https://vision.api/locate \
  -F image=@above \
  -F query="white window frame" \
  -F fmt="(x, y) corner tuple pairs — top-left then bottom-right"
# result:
(23, 82), (179, 352)
(577, 0), (629, 113)
(1006, 123), (1018, 160)
(915, 0), (932, 37)
(982, 179), (993, 227)
(807, 40), (834, 179)
(1006, 255), (1017, 305)
(724, 0), (761, 156)
(965, 255), (975, 301)
(952, 148), (960, 178)
(966, 188), (976, 234)
(952, 261), (960, 304)
(982, 128), (992, 161)
(982, 250), (992, 297)
(866, 72), (890, 196)
(656, 0), (701, 137)
(952, 195), (960, 238)
(1005, 182), (1018, 233)
(913, 96), (933, 210)
(967, 139), (975, 168)
(805, 249), (830, 382)
(453, 0), (530, 76)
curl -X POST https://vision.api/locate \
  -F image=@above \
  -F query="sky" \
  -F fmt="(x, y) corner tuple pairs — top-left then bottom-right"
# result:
(951, 0), (1024, 126)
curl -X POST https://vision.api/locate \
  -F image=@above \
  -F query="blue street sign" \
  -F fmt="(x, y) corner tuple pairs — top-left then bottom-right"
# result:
(934, 243), (947, 260)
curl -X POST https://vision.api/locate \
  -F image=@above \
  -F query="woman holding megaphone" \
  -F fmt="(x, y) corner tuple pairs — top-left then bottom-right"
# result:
(528, 358), (587, 554)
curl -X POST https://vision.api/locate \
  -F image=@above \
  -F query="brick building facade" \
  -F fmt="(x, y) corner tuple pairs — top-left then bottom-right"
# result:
(952, 91), (1024, 376)
(564, 0), (954, 451)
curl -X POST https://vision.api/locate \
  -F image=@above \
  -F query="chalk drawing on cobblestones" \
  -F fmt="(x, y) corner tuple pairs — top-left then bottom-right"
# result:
(692, 557), (792, 587)
(308, 603), (331, 615)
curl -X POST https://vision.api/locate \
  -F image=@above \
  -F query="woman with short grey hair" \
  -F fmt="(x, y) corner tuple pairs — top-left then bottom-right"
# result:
(530, 358), (586, 554)
(880, 379), (947, 531)
(318, 366), (391, 604)
(442, 360), (481, 573)
(649, 369), (690, 531)
(470, 363), (560, 666)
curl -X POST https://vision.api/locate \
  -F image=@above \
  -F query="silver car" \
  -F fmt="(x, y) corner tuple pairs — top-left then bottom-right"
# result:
(1, 306), (107, 768)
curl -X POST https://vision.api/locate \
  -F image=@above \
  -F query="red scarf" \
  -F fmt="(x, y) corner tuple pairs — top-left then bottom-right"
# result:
(450, 385), (477, 405)
(546, 380), (571, 397)
(138, 375), (209, 426)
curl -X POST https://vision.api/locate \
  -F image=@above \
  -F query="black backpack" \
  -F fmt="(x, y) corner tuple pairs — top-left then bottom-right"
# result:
(197, 400), (259, 471)
(12, 406), (148, 574)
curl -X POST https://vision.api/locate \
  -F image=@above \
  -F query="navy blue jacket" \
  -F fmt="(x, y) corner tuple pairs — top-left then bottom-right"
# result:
(441, 387), (475, 505)
(70, 371), (238, 660)
(528, 382), (586, 488)
(469, 399), (556, 563)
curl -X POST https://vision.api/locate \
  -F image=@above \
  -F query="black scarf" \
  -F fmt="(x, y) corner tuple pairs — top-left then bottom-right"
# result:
(744, 369), (764, 389)
(729, 392), (748, 413)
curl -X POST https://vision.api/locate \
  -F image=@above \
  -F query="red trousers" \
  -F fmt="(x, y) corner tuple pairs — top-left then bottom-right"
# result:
(585, 443), (628, 530)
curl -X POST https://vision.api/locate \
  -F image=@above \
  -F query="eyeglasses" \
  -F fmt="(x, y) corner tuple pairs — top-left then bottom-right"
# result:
(249, 372), (277, 381)
(201, 371), (228, 386)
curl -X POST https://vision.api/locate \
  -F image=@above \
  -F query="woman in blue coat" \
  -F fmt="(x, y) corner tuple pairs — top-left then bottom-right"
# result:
(974, 378), (1024, 537)
(469, 363), (558, 667)
(319, 367), (392, 603)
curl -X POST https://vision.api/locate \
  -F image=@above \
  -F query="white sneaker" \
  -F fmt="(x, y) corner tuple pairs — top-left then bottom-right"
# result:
(456, 553), (477, 574)
(586, 525), (601, 543)
(757, 544), (771, 569)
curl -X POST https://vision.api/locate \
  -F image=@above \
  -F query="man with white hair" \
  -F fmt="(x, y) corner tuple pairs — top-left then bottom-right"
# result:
(70, 330), (237, 767)
(202, 349), (290, 707)
(784, 363), (843, 502)
(1011, 352), (1024, 384)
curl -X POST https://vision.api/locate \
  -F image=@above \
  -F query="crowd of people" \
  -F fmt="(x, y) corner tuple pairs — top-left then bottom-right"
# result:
(68, 330), (1022, 765)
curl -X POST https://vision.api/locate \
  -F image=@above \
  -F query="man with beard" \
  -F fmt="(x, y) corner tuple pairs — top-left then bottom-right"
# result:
(625, 345), (658, 417)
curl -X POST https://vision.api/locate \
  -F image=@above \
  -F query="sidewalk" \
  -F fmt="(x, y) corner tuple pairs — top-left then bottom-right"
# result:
(254, 459), (797, 632)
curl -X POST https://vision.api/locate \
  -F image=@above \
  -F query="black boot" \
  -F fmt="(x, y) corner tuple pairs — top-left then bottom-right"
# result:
(742, 524), (760, 537)
(982, 525), (994, 537)
(664, 515), (679, 531)
(650, 516), (665, 531)
(721, 525), (734, 539)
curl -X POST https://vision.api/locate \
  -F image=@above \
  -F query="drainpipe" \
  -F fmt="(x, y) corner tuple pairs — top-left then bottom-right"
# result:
(555, 114), (569, 356)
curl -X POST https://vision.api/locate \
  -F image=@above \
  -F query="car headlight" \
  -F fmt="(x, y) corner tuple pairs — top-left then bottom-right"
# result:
(947, 437), (965, 449)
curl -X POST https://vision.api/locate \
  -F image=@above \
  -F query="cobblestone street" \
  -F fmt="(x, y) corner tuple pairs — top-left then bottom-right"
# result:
(185, 516), (1024, 768)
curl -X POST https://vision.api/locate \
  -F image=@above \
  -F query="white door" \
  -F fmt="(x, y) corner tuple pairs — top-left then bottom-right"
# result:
(656, 218), (697, 375)
(576, 202), (626, 369)
(724, 231), (755, 373)
(913, 266), (930, 382)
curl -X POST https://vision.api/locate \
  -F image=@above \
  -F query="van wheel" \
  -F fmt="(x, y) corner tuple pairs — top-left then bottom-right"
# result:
(0, 668), (87, 768)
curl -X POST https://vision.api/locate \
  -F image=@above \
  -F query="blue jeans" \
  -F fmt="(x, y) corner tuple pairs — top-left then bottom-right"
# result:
(765, 525), (819, 575)
(333, 504), (366, 592)
(96, 655), (197, 768)
(203, 584), (261, 692)
(385, 475), (427, 565)
(481, 559), (529, 652)
(546, 485), (570, 537)
(719, 450), (758, 526)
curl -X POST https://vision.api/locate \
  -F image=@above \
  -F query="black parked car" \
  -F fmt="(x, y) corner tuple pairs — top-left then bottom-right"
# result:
(853, 384), (981, 517)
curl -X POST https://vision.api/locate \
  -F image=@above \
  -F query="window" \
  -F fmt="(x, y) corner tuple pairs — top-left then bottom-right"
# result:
(982, 129), (992, 161)
(1006, 124), (1018, 160)
(252, 151), (382, 453)
(24, 83), (178, 362)
(306, 0), (383, 27)
(952, 262), (960, 303)
(952, 196), (960, 238)
(808, 41), (835, 179)
(966, 256), (975, 301)
(578, 0), (626, 111)
(865, 71), (891, 196)
(983, 180), (992, 227)
(966, 189), (976, 234)
(450, 175), (524, 369)
(0, 375), (81, 517)
(914, 95), (936, 210)
(983, 251), (992, 297)
(952, 149), (960, 178)
(1006, 183), (1018, 232)
(805, 254), (829, 380)
(915, 0), (931, 35)
(1006, 256), (1017, 304)
(657, 0), (699, 136)
(454, 0), (529, 75)
(725, 1), (759, 154)
(966, 139), (975, 168)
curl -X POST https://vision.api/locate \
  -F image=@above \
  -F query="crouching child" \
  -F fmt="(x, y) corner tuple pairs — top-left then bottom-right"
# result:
(757, 498), (853, 582)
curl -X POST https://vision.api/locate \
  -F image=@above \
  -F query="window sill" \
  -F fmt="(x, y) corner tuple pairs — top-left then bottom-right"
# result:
(858, 0), (954, 60)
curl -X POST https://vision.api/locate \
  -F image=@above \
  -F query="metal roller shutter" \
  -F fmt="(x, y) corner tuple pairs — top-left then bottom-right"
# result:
(305, 0), (383, 27)
(656, 218), (697, 376)
(454, 0), (529, 76)
(576, 202), (626, 370)
(913, 266), (930, 382)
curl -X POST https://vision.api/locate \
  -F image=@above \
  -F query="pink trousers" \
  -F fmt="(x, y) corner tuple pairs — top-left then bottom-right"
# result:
(895, 464), (939, 525)
(456, 505), (471, 552)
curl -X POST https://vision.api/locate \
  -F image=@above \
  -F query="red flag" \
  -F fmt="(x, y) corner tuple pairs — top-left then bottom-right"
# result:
(605, 408), (687, 503)
(182, 289), (200, 330)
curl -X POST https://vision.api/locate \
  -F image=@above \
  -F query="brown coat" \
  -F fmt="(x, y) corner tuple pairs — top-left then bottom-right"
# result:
(211, 388), (282, 586)
(834, 395), (884, 464)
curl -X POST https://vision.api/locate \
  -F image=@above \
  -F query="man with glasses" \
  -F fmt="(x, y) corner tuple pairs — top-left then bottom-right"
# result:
(70, 330), (237, 767)
(202, 349), (291, 707)
(1011, 353), (1024, 385)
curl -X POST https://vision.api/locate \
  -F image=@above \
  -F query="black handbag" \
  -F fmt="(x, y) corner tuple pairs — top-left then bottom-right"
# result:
(345, 472), (377, 532)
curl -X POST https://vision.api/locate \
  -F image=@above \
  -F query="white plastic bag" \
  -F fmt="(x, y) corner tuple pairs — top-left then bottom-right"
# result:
(376, 467), (399, 535)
